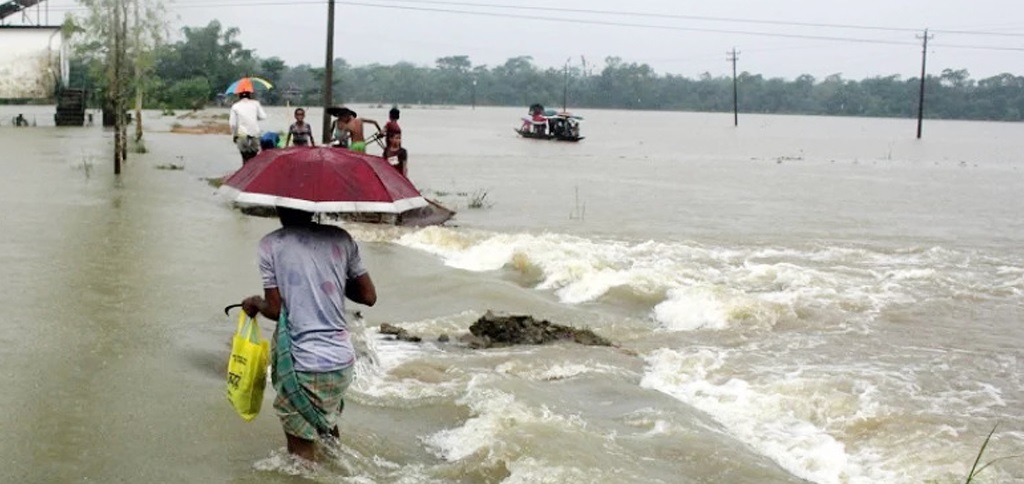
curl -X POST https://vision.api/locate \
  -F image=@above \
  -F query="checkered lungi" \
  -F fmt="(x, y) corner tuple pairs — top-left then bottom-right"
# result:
(272, 308), (354, 440)
(273, 367), (353, 440)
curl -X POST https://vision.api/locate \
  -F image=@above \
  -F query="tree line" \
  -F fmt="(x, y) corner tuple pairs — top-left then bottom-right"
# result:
(71, 20), (1024, 122)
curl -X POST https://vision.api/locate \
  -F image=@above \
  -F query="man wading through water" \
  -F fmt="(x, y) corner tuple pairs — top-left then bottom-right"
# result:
(240, 207), (377, 461)
(229, 89), (268, 163)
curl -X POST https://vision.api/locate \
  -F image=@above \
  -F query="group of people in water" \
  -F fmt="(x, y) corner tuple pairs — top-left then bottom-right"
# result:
(228, 88), (408, 176)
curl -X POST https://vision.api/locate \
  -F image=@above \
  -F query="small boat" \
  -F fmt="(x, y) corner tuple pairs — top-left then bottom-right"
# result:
(516, 104), (584, 142)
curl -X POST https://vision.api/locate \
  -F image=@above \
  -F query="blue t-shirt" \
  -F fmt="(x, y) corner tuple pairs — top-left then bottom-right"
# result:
(258, 224), (367, 372)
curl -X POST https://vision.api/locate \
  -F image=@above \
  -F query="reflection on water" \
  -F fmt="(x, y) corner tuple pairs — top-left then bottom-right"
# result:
(1, 106), (1023, 483)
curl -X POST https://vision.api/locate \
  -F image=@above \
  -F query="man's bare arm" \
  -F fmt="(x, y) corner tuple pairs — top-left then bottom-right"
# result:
(242, 287), (282, 320)
(362, 118), (382, 132)
(345, 273), (377, 307)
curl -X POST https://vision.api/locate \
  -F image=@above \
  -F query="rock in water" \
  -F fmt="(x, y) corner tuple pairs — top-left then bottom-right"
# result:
(468, 311), (612, 348)
(379, 323), (422, 343)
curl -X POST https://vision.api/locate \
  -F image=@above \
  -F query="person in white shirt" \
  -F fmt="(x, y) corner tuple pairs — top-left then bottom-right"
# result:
(229, 90), (268, 163)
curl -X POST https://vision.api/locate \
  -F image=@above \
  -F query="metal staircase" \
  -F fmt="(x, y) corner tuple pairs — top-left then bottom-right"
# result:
(55, 88), (86, 126)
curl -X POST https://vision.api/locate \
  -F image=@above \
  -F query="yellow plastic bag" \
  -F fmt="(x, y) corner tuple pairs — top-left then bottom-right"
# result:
(227, 311), (270, 421)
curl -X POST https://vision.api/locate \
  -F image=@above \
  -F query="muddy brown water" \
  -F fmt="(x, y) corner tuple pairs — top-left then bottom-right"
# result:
(1, 104), (1022, 483)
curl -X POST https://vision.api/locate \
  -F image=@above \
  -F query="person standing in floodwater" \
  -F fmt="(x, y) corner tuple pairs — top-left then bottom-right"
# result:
(382, 132), (408, 177)
(285, 108), (315, 147)
(334, 108), (381, 154)
(240, 207), (377, 462)
(229, 90), (267, 163)
(384, 107), (401, 143)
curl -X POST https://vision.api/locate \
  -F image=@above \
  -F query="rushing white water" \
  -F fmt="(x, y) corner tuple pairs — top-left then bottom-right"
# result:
(389, 223), (1024, 482)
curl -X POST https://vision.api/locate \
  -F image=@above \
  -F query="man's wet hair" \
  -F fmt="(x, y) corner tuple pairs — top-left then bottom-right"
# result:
(294, 108), (305, 115)
(389, 107), (400, 120)
(277, 206), (314, 226)
(239, 91), (252, 99)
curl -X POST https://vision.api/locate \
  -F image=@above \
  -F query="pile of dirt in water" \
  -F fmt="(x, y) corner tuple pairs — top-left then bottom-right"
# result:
(177, 111), (229, 121)
(465, 311), (613, 348)
(378, 311), (615, 349)
(170, 121), (231, 135)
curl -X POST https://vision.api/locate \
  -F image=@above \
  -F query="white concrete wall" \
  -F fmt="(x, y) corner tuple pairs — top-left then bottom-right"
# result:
(0, 27), (67, 99)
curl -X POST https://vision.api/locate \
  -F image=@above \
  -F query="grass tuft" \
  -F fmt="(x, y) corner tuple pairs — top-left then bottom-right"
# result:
(467, 189), (492, 209)
(155, 163), (184, 171)
(965, 423), (1024, 483)
(204, 177), (225, 188)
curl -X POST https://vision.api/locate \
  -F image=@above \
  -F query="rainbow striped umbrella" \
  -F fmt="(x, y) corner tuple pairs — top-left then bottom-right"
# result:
(224, 77), (273, 95)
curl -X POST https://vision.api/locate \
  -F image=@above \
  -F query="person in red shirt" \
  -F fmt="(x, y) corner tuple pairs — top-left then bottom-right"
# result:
(384, 107), (401, 142)
(383, 132), (408, 177)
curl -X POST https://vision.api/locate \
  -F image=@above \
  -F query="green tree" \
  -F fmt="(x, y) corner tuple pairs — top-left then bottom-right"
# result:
(154, 21), (255, 103)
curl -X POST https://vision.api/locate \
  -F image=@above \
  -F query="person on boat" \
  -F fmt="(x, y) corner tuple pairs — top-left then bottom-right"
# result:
(334, 108), (381, 154)
(240, 206), (377, 462)
(229, 90), (267, 163)
(521, 104), (545, 133)
(567, 117), (581, 138)
(549, 116), (566, 138)
(382, 132), (408, 177)
(529, 106), (547, 135)
(285, 108), (315, 147)
(384, 107), (401, 142)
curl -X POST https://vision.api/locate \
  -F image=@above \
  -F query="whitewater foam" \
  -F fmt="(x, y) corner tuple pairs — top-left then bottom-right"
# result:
(422, 375), (586, 463)
(640, 348), (897, 484)
(396, 227), (1022, 334)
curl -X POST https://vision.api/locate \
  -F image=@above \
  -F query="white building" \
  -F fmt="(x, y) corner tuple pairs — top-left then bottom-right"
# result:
(0, 26), (68, 99)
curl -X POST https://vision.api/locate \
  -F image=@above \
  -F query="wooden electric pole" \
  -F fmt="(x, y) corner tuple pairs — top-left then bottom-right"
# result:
(321, 0), (336, 144)
(112, 0), (125, 174)
(916, 29), (932, 139)
(728, 48), (739, 126)
(562, 57), (571, 112)
(133, 0), (143, 145)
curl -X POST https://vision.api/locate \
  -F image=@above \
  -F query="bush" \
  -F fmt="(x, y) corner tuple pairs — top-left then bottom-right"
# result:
(158, 77), (211, 110)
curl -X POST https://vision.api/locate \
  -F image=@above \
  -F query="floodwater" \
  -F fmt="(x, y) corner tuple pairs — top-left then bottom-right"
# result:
(1, 104), (1023, 484)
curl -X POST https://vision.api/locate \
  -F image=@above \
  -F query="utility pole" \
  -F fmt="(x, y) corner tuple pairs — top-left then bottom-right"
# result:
(562, 57), (571, 112)
(727, 47), (739, 126)
(916, 29), (933, 139)
(471, 78), (477, 110)
(112, 0), (124, 174)
(133, 0), (143, 145)
(321, 0), (336, 144)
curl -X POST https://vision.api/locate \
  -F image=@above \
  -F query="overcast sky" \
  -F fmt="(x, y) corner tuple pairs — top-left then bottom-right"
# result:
(21, 0), (1024, 80)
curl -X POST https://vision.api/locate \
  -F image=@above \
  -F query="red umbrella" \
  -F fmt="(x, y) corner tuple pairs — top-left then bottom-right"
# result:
(218, 147), (428, 214)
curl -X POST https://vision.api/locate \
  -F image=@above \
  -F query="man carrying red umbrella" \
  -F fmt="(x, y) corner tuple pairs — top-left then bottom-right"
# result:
(240, 206), (377, 462)
(229, 88), (268, 164)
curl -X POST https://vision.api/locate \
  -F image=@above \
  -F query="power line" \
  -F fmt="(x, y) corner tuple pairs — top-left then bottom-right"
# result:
(932, 42), (1024, 51)
(932, 28), (1024, 38)
(42, 0), (919, 46)
(40, 0), (1024, 51)
(335, 1), (921, 47)
(373, 0), (923, 34)
(340, 1), (1024, 51)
